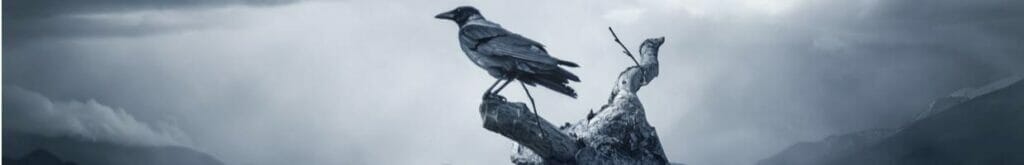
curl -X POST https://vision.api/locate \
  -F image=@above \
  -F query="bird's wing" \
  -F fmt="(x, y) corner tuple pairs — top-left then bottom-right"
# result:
(460, 25), (558, 65)
(460, 24), (509, 46)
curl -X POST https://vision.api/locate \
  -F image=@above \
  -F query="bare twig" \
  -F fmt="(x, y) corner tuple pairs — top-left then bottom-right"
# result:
(608, 27), (641, 66)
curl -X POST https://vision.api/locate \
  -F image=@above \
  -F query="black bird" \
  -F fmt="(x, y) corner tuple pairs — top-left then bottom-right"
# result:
(435, 6), (580, 100)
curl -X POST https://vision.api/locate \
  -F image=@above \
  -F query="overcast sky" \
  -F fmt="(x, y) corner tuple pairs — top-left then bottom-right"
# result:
(4, 0), (1023, 164)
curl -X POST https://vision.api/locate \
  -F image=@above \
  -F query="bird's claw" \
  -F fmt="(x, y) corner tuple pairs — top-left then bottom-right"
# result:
(483, 93), (506, 101)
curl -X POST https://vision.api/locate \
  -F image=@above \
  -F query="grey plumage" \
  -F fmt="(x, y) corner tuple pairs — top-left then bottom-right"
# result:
(436, 6), (580, 98)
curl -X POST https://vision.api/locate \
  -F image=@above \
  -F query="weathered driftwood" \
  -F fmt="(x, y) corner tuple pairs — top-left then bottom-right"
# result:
(480, 99), (579, 163)
(480, 36), (669, 164)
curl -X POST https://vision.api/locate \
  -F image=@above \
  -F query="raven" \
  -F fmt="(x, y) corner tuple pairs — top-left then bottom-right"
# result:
(435, 6), (580, 99)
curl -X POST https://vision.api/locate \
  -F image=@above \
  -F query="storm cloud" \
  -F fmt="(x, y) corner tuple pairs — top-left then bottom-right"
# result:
(3, 0), (299, 41)
(3, 86), (190, 147)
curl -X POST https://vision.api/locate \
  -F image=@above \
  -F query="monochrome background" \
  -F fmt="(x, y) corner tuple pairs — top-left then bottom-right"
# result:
(4, 0), (1023, 164)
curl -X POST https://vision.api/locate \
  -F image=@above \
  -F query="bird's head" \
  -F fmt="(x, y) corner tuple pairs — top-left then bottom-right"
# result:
(435, 6), (482, 25)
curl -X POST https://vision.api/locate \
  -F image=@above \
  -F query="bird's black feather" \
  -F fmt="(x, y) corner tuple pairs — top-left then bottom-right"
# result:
(442, 7), (580, 98)
(461, 25), (565, 66)
(515, 66), (579, 98)
(557, 60), (579, 67)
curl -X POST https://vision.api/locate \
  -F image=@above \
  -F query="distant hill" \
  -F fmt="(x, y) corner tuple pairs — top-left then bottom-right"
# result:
(3, 133), (223, 165)
(3, 149), (77, 165)
(757, 128), (895, 165)
(760, 76), (1024, 165)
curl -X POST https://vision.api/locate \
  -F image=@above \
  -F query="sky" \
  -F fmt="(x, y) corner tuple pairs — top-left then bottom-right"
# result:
(3, 0), (1023, 165)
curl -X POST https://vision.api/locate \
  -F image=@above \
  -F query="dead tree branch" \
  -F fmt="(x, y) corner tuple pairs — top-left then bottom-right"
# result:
(480, 33), (668, 164)
(608, 27), (641, 66)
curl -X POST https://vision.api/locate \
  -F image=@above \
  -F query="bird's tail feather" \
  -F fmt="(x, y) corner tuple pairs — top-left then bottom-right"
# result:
(557, 60), (579, 67)
(554, 67), (580, 82)
(519, 68), (579, 98)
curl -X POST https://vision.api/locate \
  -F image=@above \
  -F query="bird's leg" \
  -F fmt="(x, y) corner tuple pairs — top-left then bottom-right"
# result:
(519, 81), (545, 138)
(483, 78), (504, 99)
(491, 75), (515, 95)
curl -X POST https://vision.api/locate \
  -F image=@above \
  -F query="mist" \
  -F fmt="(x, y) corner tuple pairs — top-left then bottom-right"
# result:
(4, 0), (1023, 164)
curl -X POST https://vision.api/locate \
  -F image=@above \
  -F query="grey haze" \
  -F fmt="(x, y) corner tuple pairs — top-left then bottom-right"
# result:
(4, 0), (1023, 164)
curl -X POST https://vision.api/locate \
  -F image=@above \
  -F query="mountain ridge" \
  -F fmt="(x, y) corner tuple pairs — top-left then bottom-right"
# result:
(760, 76), (1024, 165)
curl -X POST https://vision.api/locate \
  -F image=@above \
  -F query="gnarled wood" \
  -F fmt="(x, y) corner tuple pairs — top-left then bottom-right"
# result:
(480, 97), (578, 163)
(480, 36), (669, 165)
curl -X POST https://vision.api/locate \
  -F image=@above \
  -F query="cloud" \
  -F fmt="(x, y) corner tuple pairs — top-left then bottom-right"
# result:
(603, 7), (648, 24)
(618, 0), (1024, 164)
(3, 0), (299, 19)
(2, 0), (302, 42)
(3, 85), (191, 147)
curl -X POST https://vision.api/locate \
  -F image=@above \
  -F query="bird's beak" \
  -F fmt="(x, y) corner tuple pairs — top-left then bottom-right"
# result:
(435, 11), (455, 20)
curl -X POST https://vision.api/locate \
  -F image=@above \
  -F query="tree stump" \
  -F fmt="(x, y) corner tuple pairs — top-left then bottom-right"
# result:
(480, 36), (670, 164)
